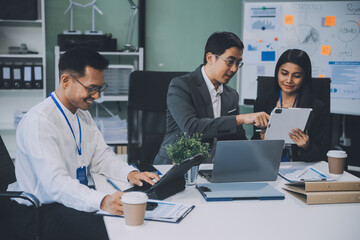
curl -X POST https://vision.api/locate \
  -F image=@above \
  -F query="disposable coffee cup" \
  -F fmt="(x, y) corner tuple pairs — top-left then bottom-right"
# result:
(122, 192), (148, 226)
(327, 150), (347, 175)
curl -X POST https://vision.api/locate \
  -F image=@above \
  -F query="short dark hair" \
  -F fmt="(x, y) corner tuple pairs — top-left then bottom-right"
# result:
(59, 47), (109, 77)
(203, 32), (244, 65)
(274, 49), (312, 107)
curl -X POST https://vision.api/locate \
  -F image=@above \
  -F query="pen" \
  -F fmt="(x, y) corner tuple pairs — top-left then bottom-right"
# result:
(309, 168), (327, 178)
(148, 200), (175, 206)
(106, 177), (122, 191)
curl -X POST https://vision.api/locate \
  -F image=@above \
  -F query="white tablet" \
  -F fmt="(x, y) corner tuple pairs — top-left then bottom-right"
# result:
(265, 108), (312, 144)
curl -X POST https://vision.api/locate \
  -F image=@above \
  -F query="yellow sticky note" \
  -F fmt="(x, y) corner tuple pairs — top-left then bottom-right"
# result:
(284, 15), (293, 25)
(321, 45), (331, 56)
(319, 74), (325, 78)
(325, 16), (336, 26)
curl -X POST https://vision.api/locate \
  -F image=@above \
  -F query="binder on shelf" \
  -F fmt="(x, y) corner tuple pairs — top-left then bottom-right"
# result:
(33, 63), (43, 89)
(23, 63), (33, 89)
(1, 62), (12, 89)
(283, 181), (360, 205)
(115, 145), (128, 154)
(12, 62), (23, 89)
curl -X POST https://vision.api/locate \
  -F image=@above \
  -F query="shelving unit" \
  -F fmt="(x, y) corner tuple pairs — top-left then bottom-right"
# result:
(0, 0), (46, 158)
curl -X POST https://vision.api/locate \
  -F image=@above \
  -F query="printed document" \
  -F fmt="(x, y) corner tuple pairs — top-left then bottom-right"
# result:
(279, 166), (335, 183)
(97, 199), (194, 224)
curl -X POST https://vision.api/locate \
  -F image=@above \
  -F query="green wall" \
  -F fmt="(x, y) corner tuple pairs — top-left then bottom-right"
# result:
(145, 0), (243, 76)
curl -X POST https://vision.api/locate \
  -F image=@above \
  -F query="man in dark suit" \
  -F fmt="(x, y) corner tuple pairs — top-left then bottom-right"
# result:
(154, 32), (269, 164)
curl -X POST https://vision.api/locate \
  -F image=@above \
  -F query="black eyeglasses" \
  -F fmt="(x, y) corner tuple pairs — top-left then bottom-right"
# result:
(70, 75), (108, 96)
(214, 54), (244, 68)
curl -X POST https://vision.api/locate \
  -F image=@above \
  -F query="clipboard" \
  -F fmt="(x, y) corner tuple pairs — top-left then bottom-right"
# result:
(265, 108), (312, 144)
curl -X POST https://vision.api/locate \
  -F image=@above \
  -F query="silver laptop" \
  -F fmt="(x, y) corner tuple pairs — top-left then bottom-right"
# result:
(198, 140), (284, 183)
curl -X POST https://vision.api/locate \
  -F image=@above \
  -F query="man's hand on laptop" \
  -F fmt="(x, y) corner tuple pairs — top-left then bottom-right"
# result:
(128, 171), (160, 187)
(236, 112), (269, 128)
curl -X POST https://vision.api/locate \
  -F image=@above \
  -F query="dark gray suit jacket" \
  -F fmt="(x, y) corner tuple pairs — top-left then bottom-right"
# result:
(154, 66), (246, 164)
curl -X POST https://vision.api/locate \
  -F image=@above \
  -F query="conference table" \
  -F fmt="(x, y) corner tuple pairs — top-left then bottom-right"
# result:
(92, 159), (360, 240)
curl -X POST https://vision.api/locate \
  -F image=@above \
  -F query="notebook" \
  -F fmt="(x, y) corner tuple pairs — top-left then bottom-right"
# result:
(198, 140), (284, 183)
(196, 182), (285, 202)
(124, 153), (203, 200)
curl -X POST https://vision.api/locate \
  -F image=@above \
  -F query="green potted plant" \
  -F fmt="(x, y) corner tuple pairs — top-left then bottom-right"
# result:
(165, 132), (210, 185)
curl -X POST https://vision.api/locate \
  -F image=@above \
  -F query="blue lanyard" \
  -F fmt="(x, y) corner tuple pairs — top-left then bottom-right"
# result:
(280, 90), (298, 108)
(50, 93), (82, 155)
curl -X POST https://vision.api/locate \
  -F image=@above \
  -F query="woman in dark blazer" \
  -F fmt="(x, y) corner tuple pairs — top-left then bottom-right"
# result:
(252, 49), (331, 162)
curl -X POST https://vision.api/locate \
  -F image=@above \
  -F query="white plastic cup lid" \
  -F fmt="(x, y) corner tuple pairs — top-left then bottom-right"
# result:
(122, 192), (148, 204)
(327, 150), (347, 158)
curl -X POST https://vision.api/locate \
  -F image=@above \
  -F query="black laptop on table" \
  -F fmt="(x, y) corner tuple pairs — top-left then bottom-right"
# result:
(198, 140), (284, 183)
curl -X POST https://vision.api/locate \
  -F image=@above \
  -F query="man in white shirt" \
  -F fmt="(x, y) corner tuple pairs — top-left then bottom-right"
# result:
(8, 47), (159, 240)
(154, 32), (269, 164)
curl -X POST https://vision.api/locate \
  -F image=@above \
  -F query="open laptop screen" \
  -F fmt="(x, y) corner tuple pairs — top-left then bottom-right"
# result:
(199, 140), (284, 183)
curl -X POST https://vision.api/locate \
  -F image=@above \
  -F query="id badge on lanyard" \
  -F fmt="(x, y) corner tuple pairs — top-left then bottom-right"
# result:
(76, 154), (87, 185)
(76, 167), (88, 185)
(51, 93), (88, 186)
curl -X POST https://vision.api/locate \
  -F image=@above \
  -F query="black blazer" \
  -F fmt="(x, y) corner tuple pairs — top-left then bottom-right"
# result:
(154, 66), (246, 164)
(252, 91), (331, 162)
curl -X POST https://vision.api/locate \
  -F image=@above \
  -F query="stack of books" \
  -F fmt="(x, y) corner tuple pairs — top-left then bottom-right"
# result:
(283, 181), (360, 204)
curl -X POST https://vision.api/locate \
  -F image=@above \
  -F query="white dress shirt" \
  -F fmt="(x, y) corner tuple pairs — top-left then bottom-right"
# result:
(201, 66), (223, 118)
(201, 66), (224, 162)
(8, 92), (136, 212)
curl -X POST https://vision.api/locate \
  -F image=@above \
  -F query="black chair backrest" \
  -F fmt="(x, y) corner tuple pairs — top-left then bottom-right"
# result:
(127, 71), (188, 165)
(256, 76), (331, 112)
(0, 136), (15, 191)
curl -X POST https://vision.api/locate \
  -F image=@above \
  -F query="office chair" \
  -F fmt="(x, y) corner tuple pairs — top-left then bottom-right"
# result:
(0, 135), (40, 240)
(127, 70), (188, 166)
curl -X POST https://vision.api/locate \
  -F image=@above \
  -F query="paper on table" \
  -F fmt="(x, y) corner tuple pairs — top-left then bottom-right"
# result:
(278, 166), (335, 183)
(97, 199), (195, 224)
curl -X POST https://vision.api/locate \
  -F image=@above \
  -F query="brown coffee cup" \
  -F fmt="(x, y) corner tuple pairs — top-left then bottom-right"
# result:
(327, 150), (347, 175)
(122, 192), (148, 226)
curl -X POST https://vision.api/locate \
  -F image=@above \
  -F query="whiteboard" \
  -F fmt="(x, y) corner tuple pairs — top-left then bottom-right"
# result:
(239, 1), (360, 115)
